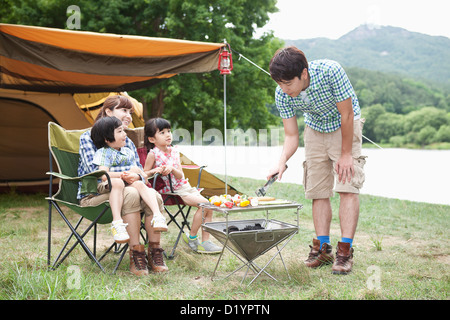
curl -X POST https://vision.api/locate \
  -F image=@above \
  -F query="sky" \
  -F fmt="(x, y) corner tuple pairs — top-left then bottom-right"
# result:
(255, 0), (450, 40)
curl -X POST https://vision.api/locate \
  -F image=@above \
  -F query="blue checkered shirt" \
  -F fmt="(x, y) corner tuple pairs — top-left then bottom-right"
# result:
(77, 129), (143, 200)
(93, 146), (138, 170)
(275, 59), (360, 133)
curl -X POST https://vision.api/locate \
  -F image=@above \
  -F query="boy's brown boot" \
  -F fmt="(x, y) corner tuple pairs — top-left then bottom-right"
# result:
(129, 244), (149, 276)
(148, 247), (169, 273)
(304, 238), (334, 268)
(332, 242), (354, 275)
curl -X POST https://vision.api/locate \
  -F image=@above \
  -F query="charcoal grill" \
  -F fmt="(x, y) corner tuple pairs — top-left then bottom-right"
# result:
(200, 202), (302, 286)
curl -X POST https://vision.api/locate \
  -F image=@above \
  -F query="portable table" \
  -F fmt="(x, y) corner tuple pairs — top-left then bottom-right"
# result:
(200, 201), (302, 286)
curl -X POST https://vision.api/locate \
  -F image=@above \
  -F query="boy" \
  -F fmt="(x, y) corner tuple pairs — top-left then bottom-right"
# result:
(268, 46), (367, 275)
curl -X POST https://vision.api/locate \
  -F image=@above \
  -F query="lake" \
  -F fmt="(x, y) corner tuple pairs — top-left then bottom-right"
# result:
(178, 145), (450, 206)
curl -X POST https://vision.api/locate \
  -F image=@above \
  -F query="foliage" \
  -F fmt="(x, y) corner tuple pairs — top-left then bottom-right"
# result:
(3, 1), (450, 148)
(1, 0), (282, 134)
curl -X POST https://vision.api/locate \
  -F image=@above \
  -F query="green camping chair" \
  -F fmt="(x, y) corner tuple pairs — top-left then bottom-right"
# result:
(46, 122), (130, 274)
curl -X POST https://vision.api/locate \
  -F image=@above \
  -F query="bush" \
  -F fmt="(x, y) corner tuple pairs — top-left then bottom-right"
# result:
(417, 126), (437, 146)
(435, 125), (450, 142)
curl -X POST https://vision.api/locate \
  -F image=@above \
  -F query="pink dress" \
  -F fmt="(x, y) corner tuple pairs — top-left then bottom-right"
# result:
(149, 146), (188, 193)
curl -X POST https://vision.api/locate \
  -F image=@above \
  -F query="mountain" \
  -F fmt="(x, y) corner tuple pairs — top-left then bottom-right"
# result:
(285, 25), (450, 88)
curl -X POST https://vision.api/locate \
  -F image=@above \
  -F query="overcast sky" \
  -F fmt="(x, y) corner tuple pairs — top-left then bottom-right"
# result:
(255, 0), (450, 40)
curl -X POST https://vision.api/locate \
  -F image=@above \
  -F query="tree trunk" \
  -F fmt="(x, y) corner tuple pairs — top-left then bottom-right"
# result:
(151, 88), (165, 118)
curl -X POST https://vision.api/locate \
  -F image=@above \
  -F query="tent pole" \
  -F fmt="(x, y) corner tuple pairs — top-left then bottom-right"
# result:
(223, 73), (228, 194)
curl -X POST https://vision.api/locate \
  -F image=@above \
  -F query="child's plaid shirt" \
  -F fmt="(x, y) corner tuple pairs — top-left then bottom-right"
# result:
(77, 129), (142, 199)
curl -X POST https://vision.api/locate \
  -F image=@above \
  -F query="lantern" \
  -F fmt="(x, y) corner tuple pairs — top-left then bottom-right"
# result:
(218, 44), (233, 75)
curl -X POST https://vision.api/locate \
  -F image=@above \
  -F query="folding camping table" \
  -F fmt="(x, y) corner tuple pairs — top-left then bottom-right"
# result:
(200, 201), (302, 286)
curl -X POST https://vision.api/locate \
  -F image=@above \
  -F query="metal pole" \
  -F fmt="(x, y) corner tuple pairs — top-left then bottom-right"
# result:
(223, 73), (228, 194)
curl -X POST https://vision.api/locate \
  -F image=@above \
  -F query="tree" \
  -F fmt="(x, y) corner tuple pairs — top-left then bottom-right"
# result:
(373, 112), (404, 143)
(403, 107), (448, 133)
(361, 104), (386, 142)
(417, 126), (437, 146)
(1, 0), (281, 134)
(435, 125), (450, 143)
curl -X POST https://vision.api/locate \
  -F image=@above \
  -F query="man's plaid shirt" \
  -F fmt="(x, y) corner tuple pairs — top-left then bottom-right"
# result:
(77, 129), (142, 200)
(275, 59), (360, 133)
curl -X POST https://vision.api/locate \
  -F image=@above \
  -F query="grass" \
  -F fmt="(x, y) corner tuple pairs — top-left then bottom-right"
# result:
(0, 177), (449, 301)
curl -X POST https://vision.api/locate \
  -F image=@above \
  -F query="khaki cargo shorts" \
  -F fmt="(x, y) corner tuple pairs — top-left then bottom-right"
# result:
(303, 119), (367, 199)
(80, 180), (164, 218)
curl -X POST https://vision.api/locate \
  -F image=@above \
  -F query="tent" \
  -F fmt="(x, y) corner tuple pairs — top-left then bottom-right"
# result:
(0, 23), (237, 195)
(0, 90), (143, 189)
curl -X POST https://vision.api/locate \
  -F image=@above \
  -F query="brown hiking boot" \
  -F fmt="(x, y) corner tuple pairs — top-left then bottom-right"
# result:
(304, 238), (334, 268)
(332, 242), (354, 275)
(148, 247), (169, 273)
(129, 244), (149, 276)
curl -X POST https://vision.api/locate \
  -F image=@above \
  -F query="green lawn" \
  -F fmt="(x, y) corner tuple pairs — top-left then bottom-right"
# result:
(0, 176), (448, 301)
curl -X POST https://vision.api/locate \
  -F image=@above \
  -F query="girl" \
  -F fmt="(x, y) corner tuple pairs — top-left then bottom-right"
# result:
(143, 118), (221, 254)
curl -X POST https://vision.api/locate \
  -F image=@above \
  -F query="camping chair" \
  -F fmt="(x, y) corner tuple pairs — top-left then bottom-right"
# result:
(126, 126), (206, 259)
(46, 122), (138, 274)
(150, 167), (205, 259)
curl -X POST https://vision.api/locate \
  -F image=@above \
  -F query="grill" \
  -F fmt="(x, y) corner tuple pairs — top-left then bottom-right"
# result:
(200, 202), (302, 286)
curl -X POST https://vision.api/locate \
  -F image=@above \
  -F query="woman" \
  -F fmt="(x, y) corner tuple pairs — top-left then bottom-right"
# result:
(77, 95), (168, 276)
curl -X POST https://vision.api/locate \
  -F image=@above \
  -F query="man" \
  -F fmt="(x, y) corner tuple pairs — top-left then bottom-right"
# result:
(268, 46), (366, 275)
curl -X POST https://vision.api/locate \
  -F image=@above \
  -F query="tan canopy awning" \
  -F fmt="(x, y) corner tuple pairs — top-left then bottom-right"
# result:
(0, 23), (224, 93)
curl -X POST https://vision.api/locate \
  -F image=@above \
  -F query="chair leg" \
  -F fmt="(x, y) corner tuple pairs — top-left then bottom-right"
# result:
(166, 205), (192, 259)
(48, 200), (108, 273)
(52, 215), (84, 270)
(112, 243), (129, 274)
(47, 199), (53, 268)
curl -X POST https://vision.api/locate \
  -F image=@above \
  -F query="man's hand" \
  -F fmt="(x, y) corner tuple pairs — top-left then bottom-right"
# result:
(335, 153), (354, 184)
(267, 163), (288, 181)
(336, 98), (355, 184)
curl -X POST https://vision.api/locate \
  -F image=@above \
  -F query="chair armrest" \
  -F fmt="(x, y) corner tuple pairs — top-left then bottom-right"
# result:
(47, 170), (111, 194)
(151, 173), (176, 193)
(46, 169), (107, 181)
(181, 165), (207, 189)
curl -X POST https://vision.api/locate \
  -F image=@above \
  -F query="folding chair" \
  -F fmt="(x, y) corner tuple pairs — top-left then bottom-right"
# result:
(150, 167), (205, 259)
(46, 122), (130, 274)
(125, 126), (205, 259)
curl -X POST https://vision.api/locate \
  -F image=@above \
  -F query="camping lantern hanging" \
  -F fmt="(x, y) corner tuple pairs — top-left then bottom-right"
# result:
(218, 43), (233, 75)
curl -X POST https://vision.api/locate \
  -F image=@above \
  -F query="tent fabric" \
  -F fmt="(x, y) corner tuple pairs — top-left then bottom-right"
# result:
(0, 23), (224, 93)
(0, 24), (234, 195)
(73, 92), (145, 128)
(0, 90), (143, 185)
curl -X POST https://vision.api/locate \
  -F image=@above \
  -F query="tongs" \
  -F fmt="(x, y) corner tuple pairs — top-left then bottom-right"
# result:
(255, 165), (287, 197)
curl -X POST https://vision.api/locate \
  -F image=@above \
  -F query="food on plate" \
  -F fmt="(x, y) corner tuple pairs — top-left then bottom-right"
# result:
(209, 194), (251, 207)
(255, 196), (276, 201)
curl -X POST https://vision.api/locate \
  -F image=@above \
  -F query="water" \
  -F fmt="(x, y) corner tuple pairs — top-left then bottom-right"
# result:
(178, 145), (450, 206)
